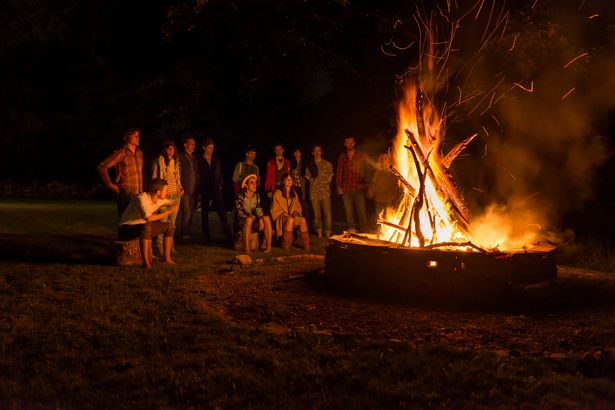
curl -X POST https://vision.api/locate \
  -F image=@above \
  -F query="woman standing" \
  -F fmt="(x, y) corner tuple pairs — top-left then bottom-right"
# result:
(151, 139), (183, 251)
(270, 173), (310, 251)
(306, 144), (333, 238)
(290, 148), (311, 230)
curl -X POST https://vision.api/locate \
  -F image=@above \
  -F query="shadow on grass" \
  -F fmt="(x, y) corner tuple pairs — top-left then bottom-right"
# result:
(0, 233), (113, 265)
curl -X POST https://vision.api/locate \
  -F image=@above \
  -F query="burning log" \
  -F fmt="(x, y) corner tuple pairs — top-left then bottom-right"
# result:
(388, 165), (416, 196)
(404, 129), (472, 235)
(442, 133), (478, 169)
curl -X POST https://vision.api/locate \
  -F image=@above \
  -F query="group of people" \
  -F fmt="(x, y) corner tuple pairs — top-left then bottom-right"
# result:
(98, 129), (399, 268)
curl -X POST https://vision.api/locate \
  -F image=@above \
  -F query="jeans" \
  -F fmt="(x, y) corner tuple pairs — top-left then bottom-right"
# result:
(342, 190), (367, 232)
(178, 194), (196, 239)
(201, 189), (231, 240)
(311, 196), (332, 233)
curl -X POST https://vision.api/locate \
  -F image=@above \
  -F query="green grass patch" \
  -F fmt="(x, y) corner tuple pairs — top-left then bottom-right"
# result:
(0, 200), (614, 407)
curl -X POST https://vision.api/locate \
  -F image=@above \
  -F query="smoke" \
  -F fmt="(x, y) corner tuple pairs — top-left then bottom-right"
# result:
(457, 1), (614, 246)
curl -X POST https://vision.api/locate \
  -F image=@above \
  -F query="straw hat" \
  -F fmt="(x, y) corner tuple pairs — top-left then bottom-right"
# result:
(241, 173), (257, 189)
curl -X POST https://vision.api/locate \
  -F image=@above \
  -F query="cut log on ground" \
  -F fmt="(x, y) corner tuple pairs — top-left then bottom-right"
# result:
(111, 239), (142, 266)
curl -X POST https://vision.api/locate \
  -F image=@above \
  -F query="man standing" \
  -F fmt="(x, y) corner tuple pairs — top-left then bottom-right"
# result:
(199, 138), (232, 242)
(336, 136), (368, 232)
(178, 136), (198, 243)
(118, 178), (179, 269)
(98, 128), (143, 217)
(232, 146), (260, 193)
(264, 144), (290, 199)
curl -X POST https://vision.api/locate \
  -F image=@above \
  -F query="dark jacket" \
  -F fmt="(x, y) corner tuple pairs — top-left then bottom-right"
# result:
(180, 151), (199, 196)
(198, 155), (224, 194)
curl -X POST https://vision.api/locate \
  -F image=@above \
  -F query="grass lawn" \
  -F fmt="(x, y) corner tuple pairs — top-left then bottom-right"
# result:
(0, 199), (614, 408)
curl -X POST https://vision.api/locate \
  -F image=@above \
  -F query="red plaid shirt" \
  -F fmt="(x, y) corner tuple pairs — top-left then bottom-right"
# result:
(98, 146), (143, 194)
(336, 150), (367, 193)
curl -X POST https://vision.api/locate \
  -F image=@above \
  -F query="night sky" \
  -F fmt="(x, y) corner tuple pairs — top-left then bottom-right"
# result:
(1, 0), (614, 239)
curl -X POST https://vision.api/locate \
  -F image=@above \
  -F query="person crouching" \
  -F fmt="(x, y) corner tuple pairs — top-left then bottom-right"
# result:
(118, 178), (179, 268)
(271, 173), (310, 251)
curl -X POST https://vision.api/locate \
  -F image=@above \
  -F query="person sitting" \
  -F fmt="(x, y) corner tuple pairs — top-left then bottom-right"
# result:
(270, 173), (310, 251)
(234, 174), (272, 253)
(118, 178), (179, 269)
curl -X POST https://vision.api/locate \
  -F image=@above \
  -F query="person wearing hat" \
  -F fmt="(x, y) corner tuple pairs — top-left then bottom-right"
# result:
(151, 139), (183, 253)
(234, 173), (272, 253)
(97, 128), (143, 218)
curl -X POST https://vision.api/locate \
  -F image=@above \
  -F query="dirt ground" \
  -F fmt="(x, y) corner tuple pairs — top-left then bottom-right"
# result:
(190, 256), (615, 362)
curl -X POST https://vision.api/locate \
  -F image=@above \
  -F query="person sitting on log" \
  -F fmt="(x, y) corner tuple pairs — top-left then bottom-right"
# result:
(234, 174), (272, 253)
(270, 173), (310, 251)
(118, 178), (179, 269)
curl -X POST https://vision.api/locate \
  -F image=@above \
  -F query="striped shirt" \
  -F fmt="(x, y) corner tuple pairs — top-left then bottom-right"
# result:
(98, 146), (143, 194)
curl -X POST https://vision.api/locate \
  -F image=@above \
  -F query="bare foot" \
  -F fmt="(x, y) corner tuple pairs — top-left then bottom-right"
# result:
(263, 248), (271, 253)
(164, 258), (176, 265)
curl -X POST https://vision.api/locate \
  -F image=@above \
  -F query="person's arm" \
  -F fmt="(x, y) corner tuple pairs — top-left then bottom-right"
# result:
(151, 157), (160, 180)
(235, 194), (251, 219)
(264, 160), (275, 194)
(145, 204), (178, 223)
(232, 162), (242, 184)
(335, 155), (344, 195)
(97, 149), (124, 193)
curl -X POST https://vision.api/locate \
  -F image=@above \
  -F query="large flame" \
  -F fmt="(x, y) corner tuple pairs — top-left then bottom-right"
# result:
(380, 82), (541, 252)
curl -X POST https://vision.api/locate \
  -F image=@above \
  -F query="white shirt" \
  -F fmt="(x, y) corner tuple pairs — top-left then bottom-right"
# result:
(119, 192), (174, 225)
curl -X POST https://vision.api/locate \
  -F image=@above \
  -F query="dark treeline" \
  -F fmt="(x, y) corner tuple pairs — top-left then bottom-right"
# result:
(0, 0), (420, 185)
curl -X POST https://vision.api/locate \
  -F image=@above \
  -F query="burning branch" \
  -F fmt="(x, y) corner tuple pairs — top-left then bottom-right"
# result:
(388, 165), (416, 196)
(442, 133), (478, 168)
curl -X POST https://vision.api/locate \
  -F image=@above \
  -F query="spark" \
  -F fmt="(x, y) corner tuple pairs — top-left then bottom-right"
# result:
(482, 126), (489, 136)
(482, 144), (488, 159)
(578, 0), (586, 11)
(393, 40), (415, 50)
(394, 19), (403, 29)
(513, 81), (534, 93)
(588, 14), (599, 20)
(472, 187), (485, 193)
(532, 0), (539, 8)
(490, 114), (501, 129)
(479, 91), (497, 115)
(522, 193), (540, 204)
(561, 87), (576, 100)
(504, 168), (517, 181)
(526, 223), (542, 231)
(475, 0), (485, 20)
(381, 45), (397, 57)
(563, 52), (589, 69)
(508, 33), (518, 51)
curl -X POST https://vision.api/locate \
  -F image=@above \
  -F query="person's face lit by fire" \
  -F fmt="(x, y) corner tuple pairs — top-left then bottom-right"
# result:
(246, 177), (257, 193)
(164, 145), (175, 158)
(274, 145), (284, 158)
(312, 145), (322, 160)
(246, 150), (256, 162)
(343, 137), (355, 151)
(126, 130), (140, 147)
(184, 138), (196, 155)
(379, 153), (391, 169)
(157, 185), (169, 200)
(283, 174), (293, 190)
(293, 149), (301, 163)
(204, 143), (214, 157)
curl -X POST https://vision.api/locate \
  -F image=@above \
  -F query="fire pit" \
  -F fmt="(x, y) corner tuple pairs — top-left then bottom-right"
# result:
(325, 233), (556, 303)
(324, 83), (558, 303)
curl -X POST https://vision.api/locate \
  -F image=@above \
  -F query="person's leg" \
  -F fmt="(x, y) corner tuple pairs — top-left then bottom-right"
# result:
(201, 193), (212, 241)
(213, 190), (232, 241)
(178, 194), (194, 241)
(298, 216), (310, 251)
(355, 190), (368, 232)
(262, 216), (272, 253)
(342, 193), (355, 230)
(311, 197), (322, 237)
(323, 196), (332, 237)
(281, 216), (294, 250)
(140, 222), (154, 269)
(243, 217), (253, 253)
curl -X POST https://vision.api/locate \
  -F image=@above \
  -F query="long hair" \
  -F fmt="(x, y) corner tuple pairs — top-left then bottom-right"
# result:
(280, 172), (296, 199)
(161, 140), (178, 166)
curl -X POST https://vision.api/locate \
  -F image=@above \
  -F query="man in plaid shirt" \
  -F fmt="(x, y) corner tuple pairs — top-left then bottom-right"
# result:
(336, 136), (368, 232)
(98, 128), (144, 217)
